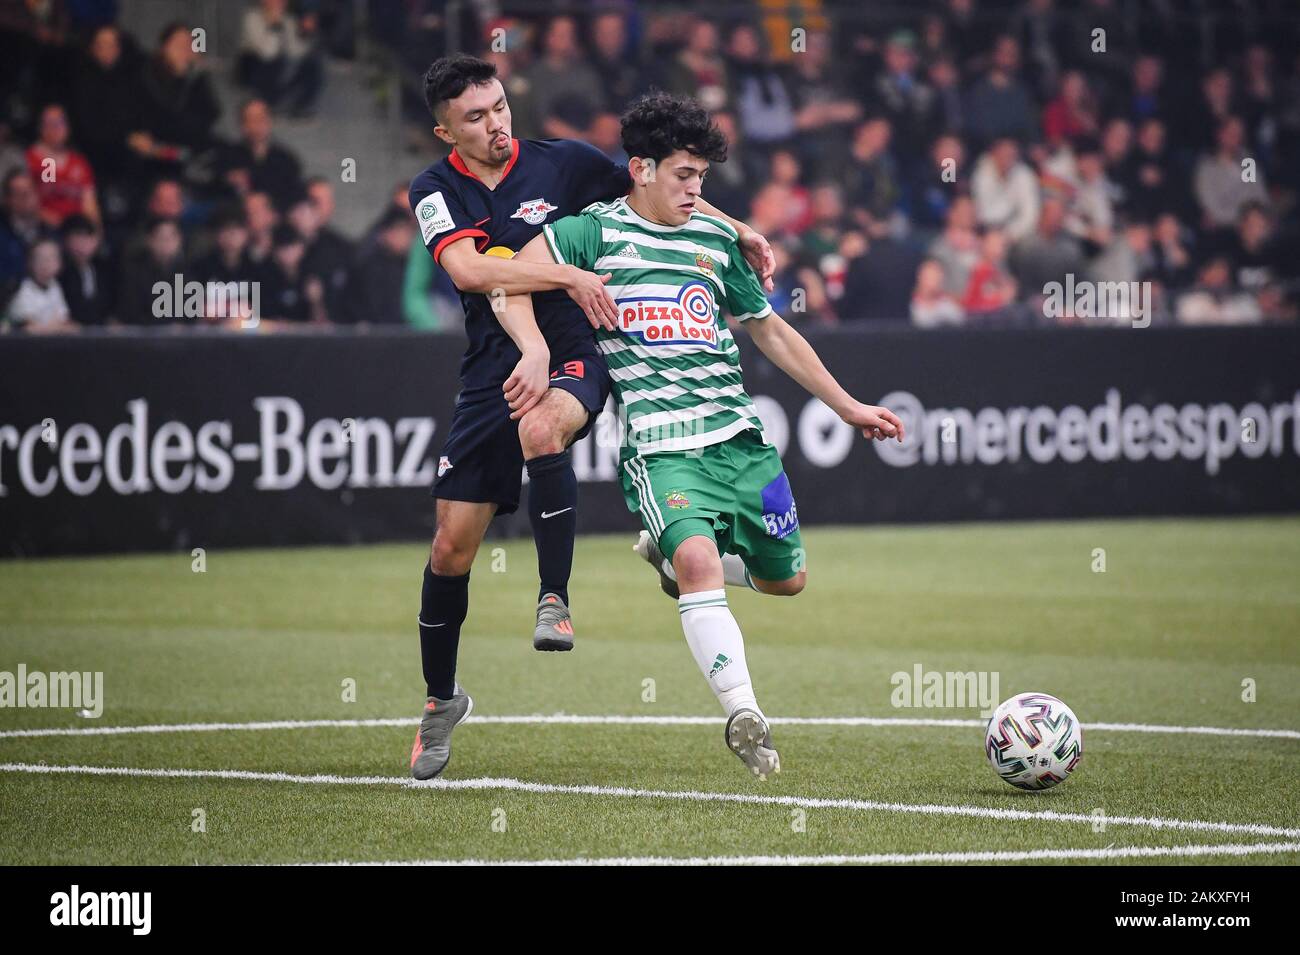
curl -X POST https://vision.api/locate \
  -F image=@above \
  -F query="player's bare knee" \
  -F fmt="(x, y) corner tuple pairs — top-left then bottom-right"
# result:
(518, 410), (565, 458)
(430, 532), (475, 576)
(672, 537), (722, 590)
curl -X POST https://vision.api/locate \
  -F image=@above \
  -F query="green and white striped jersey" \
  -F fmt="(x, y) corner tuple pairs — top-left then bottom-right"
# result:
(542, 197), (773, 457)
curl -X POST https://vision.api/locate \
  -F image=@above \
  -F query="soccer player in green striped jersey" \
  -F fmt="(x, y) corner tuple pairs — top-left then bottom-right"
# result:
(497, 92), (905, 778)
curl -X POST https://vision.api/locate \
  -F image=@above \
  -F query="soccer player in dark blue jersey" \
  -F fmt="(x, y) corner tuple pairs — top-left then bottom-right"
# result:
(406, 54), (775, 779)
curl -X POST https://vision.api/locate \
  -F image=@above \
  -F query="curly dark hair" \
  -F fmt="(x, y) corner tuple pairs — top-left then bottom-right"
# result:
(423, 54), (498, 122)
(620, 91), (728, 165)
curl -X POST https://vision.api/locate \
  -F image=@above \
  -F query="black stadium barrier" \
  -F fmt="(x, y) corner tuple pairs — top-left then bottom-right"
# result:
(2, 325), (1298, 556)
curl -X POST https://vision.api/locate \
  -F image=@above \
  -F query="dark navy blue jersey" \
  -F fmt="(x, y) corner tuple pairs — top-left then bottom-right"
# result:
(408, 138), (631, 398)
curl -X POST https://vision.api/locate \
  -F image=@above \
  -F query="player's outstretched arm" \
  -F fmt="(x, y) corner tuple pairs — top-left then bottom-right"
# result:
(744, 313), (905, 443)
(438, 235), (617, 329)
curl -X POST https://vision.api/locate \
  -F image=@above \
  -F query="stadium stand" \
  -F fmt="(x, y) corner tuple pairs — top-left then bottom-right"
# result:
(1, 0), (1296, 331)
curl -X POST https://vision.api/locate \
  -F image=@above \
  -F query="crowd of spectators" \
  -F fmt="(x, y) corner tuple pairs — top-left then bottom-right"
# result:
(2, 0), (1298, 334)
(0, 0), (382, 332)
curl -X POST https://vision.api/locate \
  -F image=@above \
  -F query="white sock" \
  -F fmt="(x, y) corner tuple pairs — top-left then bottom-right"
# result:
(677, 589), (761, 717)
(721, 553), (757, 590)
(661, 554), (756, 590)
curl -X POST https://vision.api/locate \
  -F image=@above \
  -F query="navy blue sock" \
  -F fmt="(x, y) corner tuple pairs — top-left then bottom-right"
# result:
(526, 449), (576, 605)
(419, 563), (468, 699)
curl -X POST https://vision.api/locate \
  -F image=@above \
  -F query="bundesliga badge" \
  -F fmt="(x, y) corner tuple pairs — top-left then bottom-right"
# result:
(510, 198), (558, 225)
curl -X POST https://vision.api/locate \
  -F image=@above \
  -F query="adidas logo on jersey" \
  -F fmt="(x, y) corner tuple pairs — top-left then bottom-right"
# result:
(614, 243), (642, 259)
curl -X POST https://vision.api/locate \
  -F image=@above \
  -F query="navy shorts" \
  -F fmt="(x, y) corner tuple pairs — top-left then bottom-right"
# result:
(432, 352), (611, 515)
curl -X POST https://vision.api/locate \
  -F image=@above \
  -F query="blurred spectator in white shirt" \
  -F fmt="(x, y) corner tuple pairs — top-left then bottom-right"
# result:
(971, 137), (1040, 242)
(911, 258), (965, 327)
(1177, 257), (1262, 325)
(928, 195), (981, 296)
(6, 238), (74, 332)
(1194, 116), (1268, 233)
(1063, 139), (1114, 248)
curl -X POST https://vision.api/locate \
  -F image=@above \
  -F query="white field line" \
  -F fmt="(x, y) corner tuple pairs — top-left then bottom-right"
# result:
(1, 714), (1298, 740)
(296, 842), (1300, 866)
(3, 762), (1298, 839)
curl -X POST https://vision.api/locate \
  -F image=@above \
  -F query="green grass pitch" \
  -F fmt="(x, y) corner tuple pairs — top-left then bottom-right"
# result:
(0, 517), (1297, 865)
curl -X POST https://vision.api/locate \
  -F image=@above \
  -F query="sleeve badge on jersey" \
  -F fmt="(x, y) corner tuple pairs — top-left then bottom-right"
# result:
(415, 191), (456, 243)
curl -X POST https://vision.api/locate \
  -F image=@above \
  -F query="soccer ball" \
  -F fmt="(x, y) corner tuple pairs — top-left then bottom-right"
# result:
(984, 692), (1083, 790)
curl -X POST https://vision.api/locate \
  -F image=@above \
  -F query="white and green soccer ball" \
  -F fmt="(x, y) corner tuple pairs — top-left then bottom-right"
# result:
(985, 693), (1083, 791)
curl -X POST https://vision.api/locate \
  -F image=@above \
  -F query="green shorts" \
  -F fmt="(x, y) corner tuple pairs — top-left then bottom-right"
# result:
(620, 427), (805, 582)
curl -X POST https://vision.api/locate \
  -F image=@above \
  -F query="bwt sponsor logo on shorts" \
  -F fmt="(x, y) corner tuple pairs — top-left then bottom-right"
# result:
(760, 472), (799, 539)
(873, 389), (1300, 476)
(0, 664), (103, 717)
(0, 397), (436, 498)
(50, 885), (151, 935)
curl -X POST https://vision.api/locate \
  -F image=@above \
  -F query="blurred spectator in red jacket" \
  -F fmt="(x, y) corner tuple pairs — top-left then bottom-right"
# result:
(26, 104), (101, 228)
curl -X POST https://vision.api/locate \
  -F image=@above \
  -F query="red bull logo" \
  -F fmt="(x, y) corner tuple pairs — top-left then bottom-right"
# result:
(510, 198), (558, 225)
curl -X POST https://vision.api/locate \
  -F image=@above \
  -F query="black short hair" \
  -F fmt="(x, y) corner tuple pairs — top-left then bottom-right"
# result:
(144, 215), (179, 235)
(423, 54), (498, 122)
(158, 21), (188, 47)
(377, 208), (414, 233)
(3, 167), (31, 196)
(1073, 135), (1102, 157)
(209, 203), (247, 232)
(1238, 200), (1270, 222)
(620, 91), (728, 165)
(61, 214), (96, 237)
(273, 223), (304, 248)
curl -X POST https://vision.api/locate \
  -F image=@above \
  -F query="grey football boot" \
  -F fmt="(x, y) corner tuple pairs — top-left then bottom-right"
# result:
(632, 530), (680, 599)
(725, 708), (781, 780)
(533, 593), (575, 651)
(409, 684), (473, 780)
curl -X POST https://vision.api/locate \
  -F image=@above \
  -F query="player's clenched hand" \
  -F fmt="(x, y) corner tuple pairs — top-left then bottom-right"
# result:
(738, 228), (776, 293)
(565, 267), (618, 330)
(505, 350), (551, 420)
(841, 401), (905, 442)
